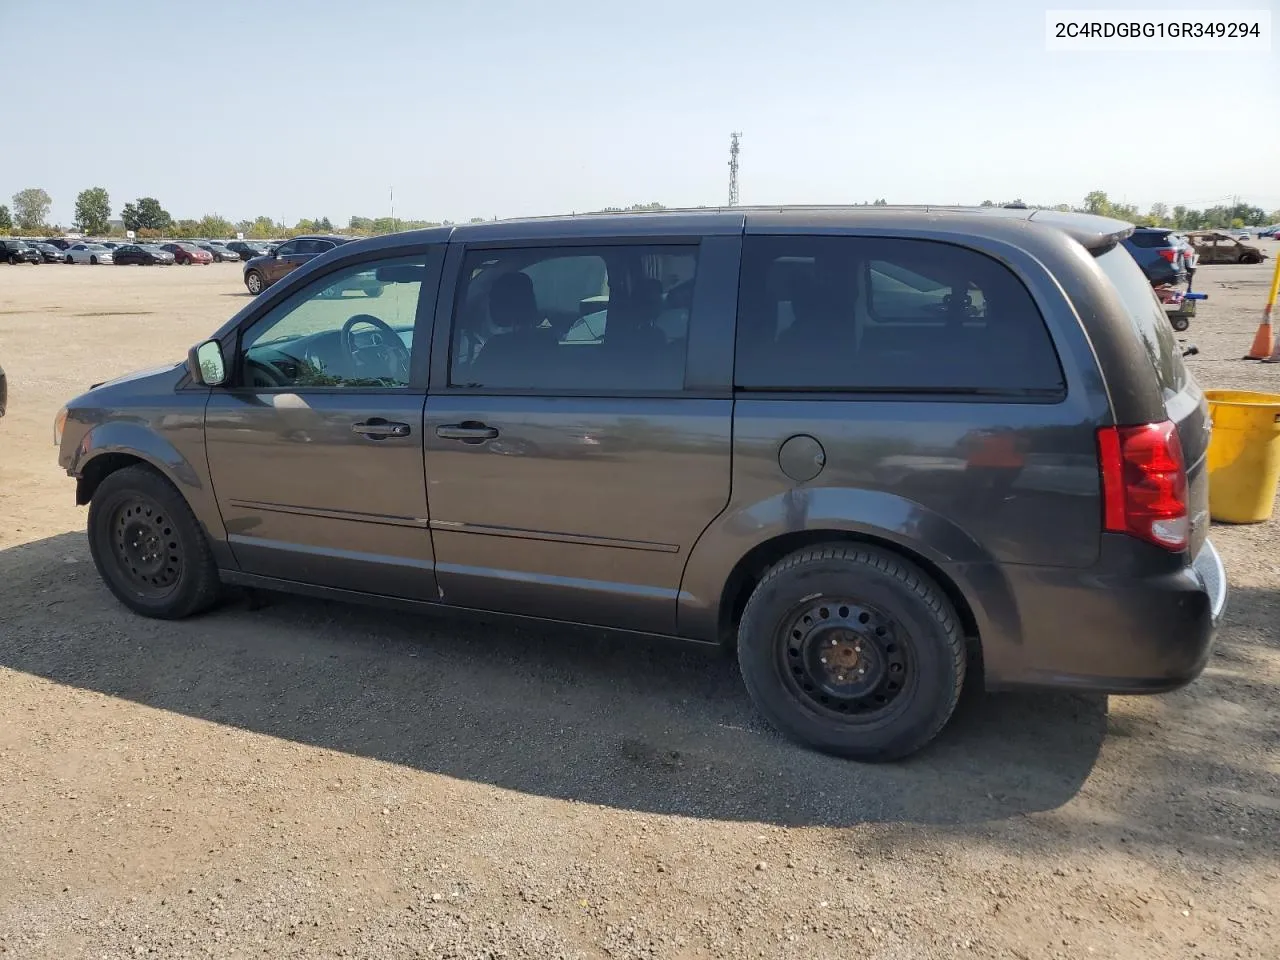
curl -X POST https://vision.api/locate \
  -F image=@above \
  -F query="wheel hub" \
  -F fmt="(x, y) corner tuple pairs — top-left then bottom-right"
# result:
(779, 599), (909, 718)
(122, 520), (165, 573)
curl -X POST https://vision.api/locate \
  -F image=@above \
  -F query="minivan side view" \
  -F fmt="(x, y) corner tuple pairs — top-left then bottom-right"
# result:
(55, 207), (1227, 761)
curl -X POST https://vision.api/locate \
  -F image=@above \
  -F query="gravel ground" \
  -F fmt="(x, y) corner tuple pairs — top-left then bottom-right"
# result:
(1, 251), (1278, 959)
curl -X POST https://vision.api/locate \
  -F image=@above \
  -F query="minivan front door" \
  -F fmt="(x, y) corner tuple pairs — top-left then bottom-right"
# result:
(423, 238), (738, 635)
(204, 251), (441, 599)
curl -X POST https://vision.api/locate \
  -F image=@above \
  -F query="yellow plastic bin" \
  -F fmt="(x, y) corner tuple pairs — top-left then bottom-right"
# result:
(1204, 390), (1280, 523)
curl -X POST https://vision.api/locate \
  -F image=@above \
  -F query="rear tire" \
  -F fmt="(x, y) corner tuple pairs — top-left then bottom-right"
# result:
(737, 544), (966, 762)
(1171, 316), (1191, 332)
(87, 465), (222, 620)
(90, 256), (98, 265)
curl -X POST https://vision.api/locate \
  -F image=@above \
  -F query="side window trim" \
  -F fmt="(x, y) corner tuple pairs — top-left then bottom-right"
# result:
(216, 245), (444, 394)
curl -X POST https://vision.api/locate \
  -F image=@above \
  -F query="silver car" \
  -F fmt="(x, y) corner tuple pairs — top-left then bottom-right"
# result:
(64, 243), (114, 265)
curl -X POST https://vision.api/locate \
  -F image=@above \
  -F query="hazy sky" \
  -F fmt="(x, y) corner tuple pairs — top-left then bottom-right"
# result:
(1, 0), (1276, 226)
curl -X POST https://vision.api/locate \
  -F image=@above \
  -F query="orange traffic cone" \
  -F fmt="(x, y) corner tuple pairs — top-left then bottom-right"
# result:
(1263, 329), (1280, 363)
(1244, 311), (1275, 360)
(1251, 256), (1280, 361)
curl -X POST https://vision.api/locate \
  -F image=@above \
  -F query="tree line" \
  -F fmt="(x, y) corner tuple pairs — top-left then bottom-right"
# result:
(1, 187), (1276, 239)
(982, 191), (1277, 231)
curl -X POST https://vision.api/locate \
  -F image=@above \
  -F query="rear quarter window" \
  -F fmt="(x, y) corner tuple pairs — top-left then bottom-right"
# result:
(1095, 244), (1188, 397)
(734, 236), (1065, 396)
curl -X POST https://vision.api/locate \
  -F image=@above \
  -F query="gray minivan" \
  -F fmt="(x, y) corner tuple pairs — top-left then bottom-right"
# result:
(54, 207), (1227, 761)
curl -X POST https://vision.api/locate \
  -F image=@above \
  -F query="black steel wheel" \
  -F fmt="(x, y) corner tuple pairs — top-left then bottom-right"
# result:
(738, 544), (965, 761)
(88, 465), (221, 619)
(1170, 315), (1190, 332)
(777, 598), (912, 720)
(109, 497), (182, 598)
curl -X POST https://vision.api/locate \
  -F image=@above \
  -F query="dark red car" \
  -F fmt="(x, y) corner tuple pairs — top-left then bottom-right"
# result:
(161, 242), (214, 265)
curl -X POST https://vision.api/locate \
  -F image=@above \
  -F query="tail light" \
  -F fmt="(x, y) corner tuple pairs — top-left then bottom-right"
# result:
(1158, 249), (1177, 263)
(1097, 422), (1188, 550)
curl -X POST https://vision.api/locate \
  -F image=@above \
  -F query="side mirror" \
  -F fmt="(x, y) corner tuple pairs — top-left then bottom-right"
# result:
(189, 340), (227, 386)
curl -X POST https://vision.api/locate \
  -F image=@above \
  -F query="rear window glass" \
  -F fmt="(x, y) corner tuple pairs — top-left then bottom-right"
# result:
(1095, 244), (1187, 397)
(734, 236), (1065, 395)
(1127, 231), (1173, 248)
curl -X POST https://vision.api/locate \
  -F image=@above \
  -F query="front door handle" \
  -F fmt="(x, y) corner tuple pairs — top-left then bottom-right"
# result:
(436, 422), (499, 443)
(352, 419), (411, 439)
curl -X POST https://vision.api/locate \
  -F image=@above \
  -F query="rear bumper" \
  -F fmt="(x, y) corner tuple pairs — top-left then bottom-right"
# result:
(975, 537), (1227, 694)
(1145, 263), (1186, 287)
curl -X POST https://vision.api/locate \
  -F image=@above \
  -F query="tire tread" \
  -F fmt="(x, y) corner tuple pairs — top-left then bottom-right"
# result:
(738, 543), (965, 761)
(88, 465), (221, 619)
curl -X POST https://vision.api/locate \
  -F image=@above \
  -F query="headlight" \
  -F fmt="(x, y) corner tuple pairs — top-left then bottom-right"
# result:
(53, 406), (68, 447)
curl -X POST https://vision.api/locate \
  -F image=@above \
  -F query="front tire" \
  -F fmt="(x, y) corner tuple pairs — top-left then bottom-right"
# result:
(65, 255), (74, 264)
(90, 256), (98, 265)
(737, 544), (965, 762)
(87, 465), (221, 619)
(245, 270), (264, 295)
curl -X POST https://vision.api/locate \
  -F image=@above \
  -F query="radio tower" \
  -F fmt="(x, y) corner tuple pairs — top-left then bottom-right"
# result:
(727, 132), (742, 207)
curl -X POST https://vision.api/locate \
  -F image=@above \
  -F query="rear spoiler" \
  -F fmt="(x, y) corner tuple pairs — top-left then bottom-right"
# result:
(1026, 209), (1135, 253)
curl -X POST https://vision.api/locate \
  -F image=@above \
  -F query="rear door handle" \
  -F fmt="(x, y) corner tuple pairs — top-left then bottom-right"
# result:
(352, 419), (411, 439)
(436, 422), (499, 443)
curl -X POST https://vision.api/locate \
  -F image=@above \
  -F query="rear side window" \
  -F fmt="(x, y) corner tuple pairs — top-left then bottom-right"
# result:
(1095, 244), (1188, 397)
(735, 236), (1064, 395)
(1127, 231), (1173, 248)
(450, 244), (697, 391)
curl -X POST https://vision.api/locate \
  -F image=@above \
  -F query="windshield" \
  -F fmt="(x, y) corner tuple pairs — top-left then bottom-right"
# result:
(1095, 244), (1187, 398)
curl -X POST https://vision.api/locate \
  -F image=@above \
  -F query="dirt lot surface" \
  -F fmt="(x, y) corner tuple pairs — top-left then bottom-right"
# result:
(2, 251), (1279, 959)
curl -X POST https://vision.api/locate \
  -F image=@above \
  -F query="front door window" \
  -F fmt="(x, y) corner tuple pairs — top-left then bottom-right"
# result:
(239, 257), (426, 390)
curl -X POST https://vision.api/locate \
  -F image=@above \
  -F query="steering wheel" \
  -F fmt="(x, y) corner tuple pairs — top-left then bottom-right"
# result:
(340, 314), (411, 381)
(246, 357), (289, 388)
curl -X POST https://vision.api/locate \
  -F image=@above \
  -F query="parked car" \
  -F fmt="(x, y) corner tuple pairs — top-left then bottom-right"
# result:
(28, 241), (64, 264)
(1121, 227), (1188, 287)
(161, 242), (214, 265)
(225, 241), (269, 262)
(54, 207), (1227, 762)
(194, 242), (240, 263)
(1170, 233), (1198, 277)
(0, 239), (41, 264)
(1257, 225), (1279, 239)
(1187, 231), (1267, 264)
(113, 243), (176, 266)
(242, 235), (350, 294)
(64, 243), (114, 265)
(43, 238), (74, 251)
